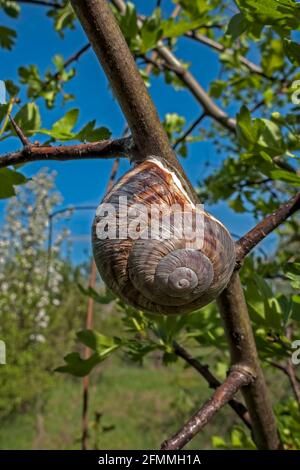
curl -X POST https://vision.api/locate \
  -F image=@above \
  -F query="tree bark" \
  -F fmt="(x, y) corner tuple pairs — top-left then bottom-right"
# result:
(217, 273), (281, 449)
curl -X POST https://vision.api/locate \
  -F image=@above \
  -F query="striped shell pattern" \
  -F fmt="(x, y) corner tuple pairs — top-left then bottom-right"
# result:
(92, 157), (236, 315)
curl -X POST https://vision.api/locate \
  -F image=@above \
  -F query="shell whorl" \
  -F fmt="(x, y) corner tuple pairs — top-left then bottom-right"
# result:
(92, 157), (236, 315)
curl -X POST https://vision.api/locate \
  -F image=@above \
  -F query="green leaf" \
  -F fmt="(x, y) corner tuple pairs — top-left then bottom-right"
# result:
(210, 80), (227, 99)
(52, 108), (78, 135)
(40, 108), (78, 141)
(0, 1), (20, 18)
(9, 102), (41, 135)
(226, 13), (249, 40)
(270, 170), (300, 185)
(119, 1), (138, 42)
(236, 105), (255, 145)
(55, 329), (121, 377)
(76, 329), (121, 355)
(0, 103), (9, 124)
(229, 195), (246, 213)
(284, 39), (300, 66)
(0, 26), (16, 49)
(0, 168), (27, 199)
(235, 0), (300, 33)
(139, 8), (163, 53)
(75, 120), (111, 142)
(162, 17), (208, 39)
(48, 1), (76, 36)
(77, 284), (115, 304)
(55, 352), (104, 377)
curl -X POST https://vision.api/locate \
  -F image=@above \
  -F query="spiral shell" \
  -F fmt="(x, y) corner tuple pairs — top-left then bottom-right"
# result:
(92, 157), (236, 315)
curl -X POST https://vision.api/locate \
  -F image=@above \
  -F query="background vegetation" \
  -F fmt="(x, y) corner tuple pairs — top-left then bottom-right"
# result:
(0, 0), (300, 450)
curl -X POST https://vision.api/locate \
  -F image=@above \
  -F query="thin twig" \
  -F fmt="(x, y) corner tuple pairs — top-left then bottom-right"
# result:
(173, 342), (252, 430)
(9, 115), (31, 147)
(0, 137), (132, 169)
(173, 112), (206, 150)
(161, 367), (254, 450)
(185, 32), (270, 80)
(236, 192), (300, 265)
(15, 0), (61, 8)
(47, 43), (91, 86)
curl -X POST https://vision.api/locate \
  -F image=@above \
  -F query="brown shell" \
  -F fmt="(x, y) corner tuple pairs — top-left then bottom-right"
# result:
(92, 158), (236, 315)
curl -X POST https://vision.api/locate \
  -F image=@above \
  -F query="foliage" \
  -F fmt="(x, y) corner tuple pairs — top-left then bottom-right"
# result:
(0, 170), (86, 417)
(1, 0), (300, 450)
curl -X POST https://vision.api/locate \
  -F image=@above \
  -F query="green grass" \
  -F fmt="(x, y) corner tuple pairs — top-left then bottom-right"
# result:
(0, 355), (239, 450)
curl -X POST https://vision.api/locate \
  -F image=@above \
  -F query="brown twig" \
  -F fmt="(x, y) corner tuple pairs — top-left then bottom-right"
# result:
(161, 367), (254, 450)
(217, 273), (282, 449)
(44, 43), (91, 88)
(236, 192), (300, 265)
(173, 112), (206, 150)
(173, 342), (252, 429)
(15, 0), (61, 7)
(154, 47), (237, 133)
(0, 137), (131, 169)
(9, 115), (31, 147)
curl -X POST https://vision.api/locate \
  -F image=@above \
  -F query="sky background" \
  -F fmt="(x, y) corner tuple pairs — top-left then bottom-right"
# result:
(0, 0), (276, 264)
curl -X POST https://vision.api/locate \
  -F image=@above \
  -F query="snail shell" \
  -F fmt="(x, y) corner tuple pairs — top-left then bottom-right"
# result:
(92, 156), (235, 315)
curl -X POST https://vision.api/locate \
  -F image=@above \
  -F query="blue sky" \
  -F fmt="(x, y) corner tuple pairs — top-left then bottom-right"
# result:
(0, 1), (276, 263)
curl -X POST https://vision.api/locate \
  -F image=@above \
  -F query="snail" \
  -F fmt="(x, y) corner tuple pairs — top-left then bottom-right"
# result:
(92, 156), (236, 315)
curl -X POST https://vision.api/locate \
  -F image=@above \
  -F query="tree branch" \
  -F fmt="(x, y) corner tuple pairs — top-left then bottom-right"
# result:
(113, 0), (296, 179)
(70, 0), (198, 203)
(217, 273), (282, 449)
(161, 367), (254, 450)
(154, 46), (237, 133)
(70, 0), (175, 165)
(63, 43), (91, 68)
(173, 342), (252, 430)
(236, 192), (300, 265)
(0, 137), (131, 169)
(173, 112), (206, 150)
(112, 0), (236, 134)
(9, 115), (31, 147)
(15, 0), (61, 8)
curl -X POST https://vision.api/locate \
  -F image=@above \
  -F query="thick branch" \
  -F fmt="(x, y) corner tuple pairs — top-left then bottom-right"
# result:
(236, 192), (300, 265)
(70, 0), (175, 165)
(0, 137), (130, 169)
(161, 367), (253, 450)
(217, 273), (282, 449)
(70, 0), (197, 203)
(173, 342), (252, 430)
